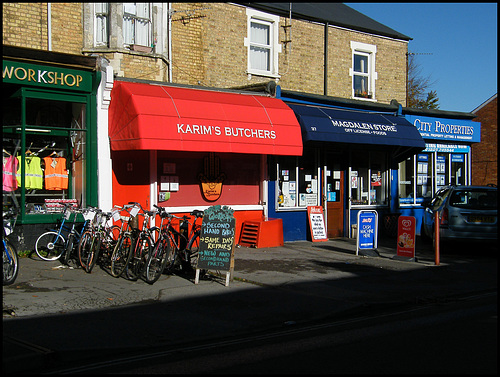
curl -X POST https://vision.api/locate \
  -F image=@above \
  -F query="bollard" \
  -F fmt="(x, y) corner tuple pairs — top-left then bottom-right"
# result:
(434, 211), (440, 265)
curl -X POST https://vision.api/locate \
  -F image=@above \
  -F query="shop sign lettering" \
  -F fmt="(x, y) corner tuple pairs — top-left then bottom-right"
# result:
(331, 120), (397, 136)
(177, 123), (277, 140)
(3, 60), (93, 92)
(406, 115), (480, 143)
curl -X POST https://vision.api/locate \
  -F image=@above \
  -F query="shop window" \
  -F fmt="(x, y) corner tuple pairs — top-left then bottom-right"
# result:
(436, 153), (449, 190)
(350, 41), (377, 100)
(451, 154), (465, 186)
(399, 151), (469, 206)
(416, 153), (433, 202)
(398, 157), (414, 204)
(276, 150), (320, 209)
(123, 3), (152, 47)
(3, 87), (87, 218)
(350, 151), (388, 206)
(245, 9), (281, 78)
(94, 3), (109, 47)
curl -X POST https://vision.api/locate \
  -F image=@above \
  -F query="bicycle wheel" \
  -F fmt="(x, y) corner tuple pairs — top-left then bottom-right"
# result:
(61, 233), (75, 266)
(144, 237), (170, 284)
(86, 232), (102, 273)
(126, 235), (152, 281)
(78, 230), (93, 271)
(3, 240), (19, 286)
(110, 233), (133, 278)
(35, 231), (66, 261)
(186, 230), (201, 270)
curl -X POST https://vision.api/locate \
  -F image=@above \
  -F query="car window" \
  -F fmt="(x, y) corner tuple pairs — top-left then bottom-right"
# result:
(430, 188), (450, 210)
(449, 188), (498, 210)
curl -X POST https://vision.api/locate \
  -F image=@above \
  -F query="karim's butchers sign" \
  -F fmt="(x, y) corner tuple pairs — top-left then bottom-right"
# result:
(177, 123), (277, 140)
(3, 60), (93, 92)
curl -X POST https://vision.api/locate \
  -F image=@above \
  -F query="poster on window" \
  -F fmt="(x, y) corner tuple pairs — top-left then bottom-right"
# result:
(371, 171), (381, 186)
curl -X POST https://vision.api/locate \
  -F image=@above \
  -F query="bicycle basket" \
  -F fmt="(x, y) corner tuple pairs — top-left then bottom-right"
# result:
(129, 215), (139, 229)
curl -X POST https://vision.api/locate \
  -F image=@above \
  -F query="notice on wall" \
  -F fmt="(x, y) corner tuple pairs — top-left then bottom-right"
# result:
(307, 206), (328, 242)
(196, 205), (236, 286)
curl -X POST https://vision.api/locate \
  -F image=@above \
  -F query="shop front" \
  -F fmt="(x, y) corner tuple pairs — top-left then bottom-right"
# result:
(271, 89), (426, 242)
(107, 80), (303, 242)
(396, 112), (481, 234)
(2, 46), (100, 249)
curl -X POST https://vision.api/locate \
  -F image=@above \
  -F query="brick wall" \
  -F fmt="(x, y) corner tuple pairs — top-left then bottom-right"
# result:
(471, 97), (498, 186)
(2, 3), (83, 55)
(170, 3), (407, 105)
(4, 2), (408, 105)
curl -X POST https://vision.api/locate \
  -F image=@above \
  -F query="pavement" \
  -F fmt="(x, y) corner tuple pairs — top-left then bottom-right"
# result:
(2, 235), (497, 373)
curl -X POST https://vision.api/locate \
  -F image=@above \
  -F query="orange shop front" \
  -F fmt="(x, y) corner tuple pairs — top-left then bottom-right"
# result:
(108, 80), (303, 242)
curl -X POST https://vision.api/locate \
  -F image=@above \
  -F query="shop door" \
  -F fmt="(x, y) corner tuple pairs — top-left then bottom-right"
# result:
(325, 161), (344, 238)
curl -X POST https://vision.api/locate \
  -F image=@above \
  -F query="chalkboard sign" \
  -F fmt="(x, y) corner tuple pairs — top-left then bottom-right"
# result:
(197, 205), (235, 272)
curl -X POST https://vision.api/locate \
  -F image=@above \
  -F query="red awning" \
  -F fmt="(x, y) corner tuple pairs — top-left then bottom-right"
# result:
(108, 81), (303, 155)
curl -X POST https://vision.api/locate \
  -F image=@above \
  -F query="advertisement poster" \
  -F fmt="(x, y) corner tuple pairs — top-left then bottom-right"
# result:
(307, 206), (328, 242)
(396, 216), (416, 258)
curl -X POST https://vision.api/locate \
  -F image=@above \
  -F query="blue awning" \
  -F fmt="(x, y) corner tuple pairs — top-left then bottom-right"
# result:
(288, 103), (425, 162)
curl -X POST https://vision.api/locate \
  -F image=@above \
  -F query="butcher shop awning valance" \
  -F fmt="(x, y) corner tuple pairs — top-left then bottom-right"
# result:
(108, 81), (303, 155)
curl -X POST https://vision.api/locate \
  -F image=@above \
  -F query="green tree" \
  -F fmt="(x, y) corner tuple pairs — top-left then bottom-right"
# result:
(407, 53), (439, 109)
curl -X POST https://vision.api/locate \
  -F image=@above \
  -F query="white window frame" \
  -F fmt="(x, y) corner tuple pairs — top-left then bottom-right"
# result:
(123, 3), (152, 47)
(244, 8), (281, 79)
(350, 41), (377, 101)
(94, 3), (109, 47)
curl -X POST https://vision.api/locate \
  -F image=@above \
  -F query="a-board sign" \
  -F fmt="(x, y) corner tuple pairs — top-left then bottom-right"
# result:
(307, 206), (328, 242)
(356, 210), (378, 255)
(396, 216), (416, 258)
(197, 205), (235, 272)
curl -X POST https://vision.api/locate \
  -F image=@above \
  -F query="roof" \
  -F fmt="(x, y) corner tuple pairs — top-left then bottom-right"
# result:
(234, 2), (412, 41)
(472, 93), (497, 114)
(279, 88), (477, 120)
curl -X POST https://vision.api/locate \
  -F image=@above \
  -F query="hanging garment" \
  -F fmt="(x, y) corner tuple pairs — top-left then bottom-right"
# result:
(3, 155), (19, 191)
(16, 155), (44, 190)
(43, 156), (69, 190)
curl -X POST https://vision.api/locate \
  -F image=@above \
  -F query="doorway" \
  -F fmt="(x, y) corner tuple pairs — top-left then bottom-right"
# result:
(324, 156), (344, 238)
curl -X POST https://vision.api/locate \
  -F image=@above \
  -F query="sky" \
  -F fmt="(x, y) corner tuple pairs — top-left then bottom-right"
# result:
(344, 2), (497, 113)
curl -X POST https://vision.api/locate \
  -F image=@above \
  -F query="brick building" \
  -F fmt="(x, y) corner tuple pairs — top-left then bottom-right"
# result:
(471, 94), (498, 186)
(3, 3), (481, 246)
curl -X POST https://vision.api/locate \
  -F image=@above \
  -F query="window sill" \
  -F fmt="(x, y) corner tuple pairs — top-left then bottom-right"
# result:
(247, 70), (281, 80)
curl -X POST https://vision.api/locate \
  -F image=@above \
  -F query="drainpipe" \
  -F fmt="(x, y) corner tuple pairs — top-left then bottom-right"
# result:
(324, 22), (328, 95)
(47, 3), (52, 51)
(167, 3), (173, 82)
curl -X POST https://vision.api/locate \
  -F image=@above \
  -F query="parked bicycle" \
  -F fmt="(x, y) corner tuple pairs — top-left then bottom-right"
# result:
(3, 206), (19, 286)
(144, 206), (204, 284)
(124, 204), (158, 281)
(35, 203), (80, 261)
(110, 203), (140, 278)
(78, 209), (119, 273)
(60, 206), (94, 266)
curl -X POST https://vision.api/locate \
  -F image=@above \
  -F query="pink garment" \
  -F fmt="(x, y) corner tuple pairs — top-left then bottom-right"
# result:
(3, 155), (19, 191)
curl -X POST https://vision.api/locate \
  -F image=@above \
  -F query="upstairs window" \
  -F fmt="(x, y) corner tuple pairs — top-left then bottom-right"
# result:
(350, 42), (377, 100)
(94, 3), (109, 47)
(245, 9), (281, 78)
(123, 3), (152, 47)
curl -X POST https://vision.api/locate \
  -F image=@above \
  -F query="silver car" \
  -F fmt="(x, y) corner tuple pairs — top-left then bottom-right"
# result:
(422, 185), (498, 242)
